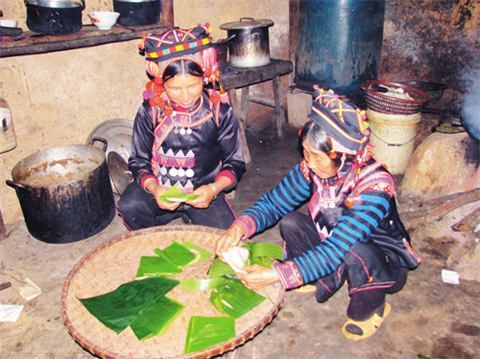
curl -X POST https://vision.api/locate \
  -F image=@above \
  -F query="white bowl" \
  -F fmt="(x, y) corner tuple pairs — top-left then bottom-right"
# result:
(88, 12), (120, 31)
(0, 20), (18, 28)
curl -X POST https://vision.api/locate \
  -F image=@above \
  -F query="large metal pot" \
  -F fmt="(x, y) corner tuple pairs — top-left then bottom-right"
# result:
(113, 0), (160, 26)
(220, 18), (274, 68)
(6, 139), (115, 243)
(25, 0), (85, 35)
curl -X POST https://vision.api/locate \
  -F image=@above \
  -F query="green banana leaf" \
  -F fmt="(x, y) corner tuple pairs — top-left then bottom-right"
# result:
(159, 184), (198, 203)
(210, 276), (266, 318)
(208, 242), (283, 276)
(181, 241), (213, 264)
(78, 277), (179, 334)
(130, 296), (185, 340)
(180, 277), (228, 290)
(135, 255), (181, 278)
(184, 316), (235, 354)
(155, 240), (196, 268)
(250, 242), (283, 261)
(208, 257), (235, 278)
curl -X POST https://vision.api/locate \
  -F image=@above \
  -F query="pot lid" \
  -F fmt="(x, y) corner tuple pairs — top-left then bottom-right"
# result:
(25, 0), (84, 8)
(220, 18), (274, 31)
(108, 151), (133, 195)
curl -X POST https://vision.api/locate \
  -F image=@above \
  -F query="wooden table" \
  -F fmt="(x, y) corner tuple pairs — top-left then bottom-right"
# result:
(220, 59), (293, 164)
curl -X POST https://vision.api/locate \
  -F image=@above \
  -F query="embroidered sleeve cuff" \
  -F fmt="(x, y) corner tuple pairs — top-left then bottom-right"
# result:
(233, 216), (257, 239)
(275, 261), (305, 290)
(215, 170), (235, 186)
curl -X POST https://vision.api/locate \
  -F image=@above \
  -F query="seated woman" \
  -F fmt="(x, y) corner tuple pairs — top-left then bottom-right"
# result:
(118, 24), (245, 230)
(215, 87), (421, 341)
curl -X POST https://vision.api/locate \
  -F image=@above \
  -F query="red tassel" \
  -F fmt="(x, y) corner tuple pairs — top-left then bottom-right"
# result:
(328, 151), (337, 159)
(345, 197), (354, 208)
(164, 107), (174, 116)
(154, 77), (163, 85)
(210, 93), (220, 104)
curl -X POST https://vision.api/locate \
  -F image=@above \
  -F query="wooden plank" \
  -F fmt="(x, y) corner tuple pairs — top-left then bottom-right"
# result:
(0, 25), (171, 57)
(220, 60), (293, 90)
(398, 188), (480, 229)
(0, 0), (173, 58)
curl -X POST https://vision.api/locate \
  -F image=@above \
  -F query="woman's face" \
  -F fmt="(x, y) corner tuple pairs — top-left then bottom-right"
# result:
(302, 140), (338, 179)
(164, 74), (203, 108)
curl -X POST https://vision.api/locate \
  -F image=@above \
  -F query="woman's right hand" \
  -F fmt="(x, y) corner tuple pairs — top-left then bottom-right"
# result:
(215, 223), (245, 262)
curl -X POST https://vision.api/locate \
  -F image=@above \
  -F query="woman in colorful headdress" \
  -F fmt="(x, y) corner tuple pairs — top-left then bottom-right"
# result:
(215, 88), (421, 341)
(117, 23), (245, 230)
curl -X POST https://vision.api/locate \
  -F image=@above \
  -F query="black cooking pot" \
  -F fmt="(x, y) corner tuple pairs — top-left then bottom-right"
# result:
(6, 138), (115, 243)
(25, 0), (85, 35)
(113, 0), (160, 26)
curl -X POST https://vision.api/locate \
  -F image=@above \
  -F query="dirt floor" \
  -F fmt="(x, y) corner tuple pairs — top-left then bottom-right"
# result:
(1, 104), (479, 359)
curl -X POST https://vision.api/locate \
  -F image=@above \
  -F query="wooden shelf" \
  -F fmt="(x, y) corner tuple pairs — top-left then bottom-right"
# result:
(0, 24), (171, 58)
(0, 0), (173, 58)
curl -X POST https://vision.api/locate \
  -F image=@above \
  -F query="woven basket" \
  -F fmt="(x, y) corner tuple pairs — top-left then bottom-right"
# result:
(360, 80), (430, 115)
(61, 225), (284, 359)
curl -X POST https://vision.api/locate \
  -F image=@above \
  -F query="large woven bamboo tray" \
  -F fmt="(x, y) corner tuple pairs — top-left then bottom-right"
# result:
(61, 225), (285, 359)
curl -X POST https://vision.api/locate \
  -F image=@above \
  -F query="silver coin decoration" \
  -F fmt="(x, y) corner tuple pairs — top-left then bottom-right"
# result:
(186, 168), (194, 178)
(169, 167), (178, 177)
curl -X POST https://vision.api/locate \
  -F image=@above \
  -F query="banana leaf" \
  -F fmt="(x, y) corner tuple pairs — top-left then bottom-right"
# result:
(155, 240), (196, 268)
(208, 257), (235, 278)
(181, 241), (213, 264)
(159, 184), (198, 203)
(180, 277), (228, 290)
(130, 296), (185, 340)
(250, 242), (283, 261)
(78, 277), (179, 334)
(210, 277), (266, 318)
(208, 242), (283, 277)
(135, 255), (181, 279)
(184, 316), (235, 354)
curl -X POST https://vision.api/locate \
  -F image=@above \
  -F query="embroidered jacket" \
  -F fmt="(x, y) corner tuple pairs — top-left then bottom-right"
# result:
(235, 158), (421, 290)
(129, 90), (245, 192)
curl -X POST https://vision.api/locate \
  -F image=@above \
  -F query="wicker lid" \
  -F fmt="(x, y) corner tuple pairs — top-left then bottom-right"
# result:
(61, 225), (284, 359)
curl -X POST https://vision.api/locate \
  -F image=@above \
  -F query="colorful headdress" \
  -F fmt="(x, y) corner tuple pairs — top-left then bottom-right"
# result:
(308, 87), (371, 207)
(308, 87), (370, 157)
(138, 22), (227, 110)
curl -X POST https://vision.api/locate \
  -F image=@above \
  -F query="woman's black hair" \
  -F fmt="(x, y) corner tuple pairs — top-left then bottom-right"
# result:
(163, 60), (204, 83)
(299, 120), (356, 168)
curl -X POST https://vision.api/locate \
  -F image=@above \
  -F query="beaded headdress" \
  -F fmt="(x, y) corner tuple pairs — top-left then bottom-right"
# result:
(308, 87), (371, 207)
(138, 22), (227, 111)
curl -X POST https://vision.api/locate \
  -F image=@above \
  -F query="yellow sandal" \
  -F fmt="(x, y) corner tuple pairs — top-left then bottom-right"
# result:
(293, 284), (317, 293)
(342, 302), (391, 341)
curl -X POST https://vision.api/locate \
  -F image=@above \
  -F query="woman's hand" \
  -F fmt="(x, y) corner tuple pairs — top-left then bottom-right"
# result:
(235, 264), (279, 290)
(146, 181), (181, 211)
(215, 223), (245, 262)
(186, 184), (215, 208)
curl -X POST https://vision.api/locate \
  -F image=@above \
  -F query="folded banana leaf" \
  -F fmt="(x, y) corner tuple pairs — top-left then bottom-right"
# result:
(184, 316), (235, 354)
(210, 276), (266, 318)
(155, 240), (196, 268)
(182, 241), (213, 264)
(135, 255), (181, 278)
(78, 277), (179, 334)
(208, 242), (283, 277)
(130, 296), (185, 340)
(208, 257), (235, 278)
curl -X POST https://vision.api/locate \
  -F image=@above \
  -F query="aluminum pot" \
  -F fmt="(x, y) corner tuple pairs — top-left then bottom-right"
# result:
(113, 0), (160, 26)
(25, 0), (85, 35)
(6, 138), (115, 244)
(220, 18), (274, 68)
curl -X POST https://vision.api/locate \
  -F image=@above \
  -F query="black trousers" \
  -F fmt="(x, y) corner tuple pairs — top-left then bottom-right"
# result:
(279, 211), (408, 321)
(117, 181), (236, 231)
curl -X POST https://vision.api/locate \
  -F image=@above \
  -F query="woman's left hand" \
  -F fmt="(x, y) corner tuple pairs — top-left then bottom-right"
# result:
(235, 264), (279, 291)
(186, 184), (215, 208)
